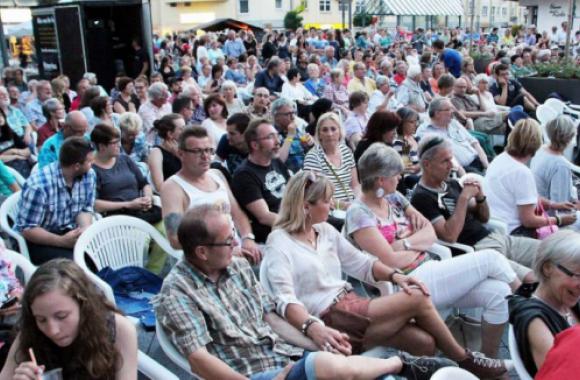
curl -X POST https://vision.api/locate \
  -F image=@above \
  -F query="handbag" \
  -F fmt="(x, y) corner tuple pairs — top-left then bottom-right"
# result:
(446, 313), (482, 352)
(320, 306), (370, 354)
(535, 202), (558, 240)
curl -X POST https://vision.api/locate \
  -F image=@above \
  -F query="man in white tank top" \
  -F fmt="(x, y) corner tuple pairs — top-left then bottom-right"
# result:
(161, 126), (261, 264)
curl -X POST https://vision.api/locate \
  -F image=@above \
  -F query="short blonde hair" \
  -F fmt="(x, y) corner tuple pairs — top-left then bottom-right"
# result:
(119, 112), (143, 134)
(506, 118), (542, 158)
(274, 171), (334, 234)
(315, 112), (343, 142)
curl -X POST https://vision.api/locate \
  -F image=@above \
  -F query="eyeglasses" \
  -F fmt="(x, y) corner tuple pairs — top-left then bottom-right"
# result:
(255, 93), (269, 98)
(203, 236), (237, 248)
(181, 147), (215, 156)
(556, 263), (580, 280)
(256, 132), (279, 141)
(277, 111), (296, 117)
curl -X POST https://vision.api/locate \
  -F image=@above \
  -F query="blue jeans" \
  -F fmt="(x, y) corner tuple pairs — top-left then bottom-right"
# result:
(250, 352), (317, 380)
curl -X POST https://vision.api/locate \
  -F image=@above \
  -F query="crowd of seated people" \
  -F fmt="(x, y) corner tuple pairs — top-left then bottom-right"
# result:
(0, 21), (579, 379)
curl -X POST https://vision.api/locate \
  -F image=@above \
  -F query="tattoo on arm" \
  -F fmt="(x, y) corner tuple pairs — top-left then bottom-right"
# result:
(164, 213), (183, 236)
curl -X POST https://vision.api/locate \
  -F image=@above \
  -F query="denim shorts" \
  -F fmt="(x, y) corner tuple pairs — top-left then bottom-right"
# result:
(250, 352), (317, 380)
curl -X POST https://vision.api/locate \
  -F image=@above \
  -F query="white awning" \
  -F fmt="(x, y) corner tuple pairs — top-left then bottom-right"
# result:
(384, 0), (464, 16)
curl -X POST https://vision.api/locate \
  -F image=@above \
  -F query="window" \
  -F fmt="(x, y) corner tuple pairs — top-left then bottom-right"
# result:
(355, 0), (364, 13)
(276, 0), (282, 8)
(490, 6), (495, 16)
(482, 6), (487, 16)
(319, 0), (330, 12)
(339, 0), (347, 11)
(496, 6), (500, 15)
(502, 7), (507, 16)
(239, 0), (248, 13)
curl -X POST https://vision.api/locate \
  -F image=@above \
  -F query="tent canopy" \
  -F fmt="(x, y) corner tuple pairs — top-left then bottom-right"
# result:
(374, 0), (464, 16)
(186, 18), (263, 34)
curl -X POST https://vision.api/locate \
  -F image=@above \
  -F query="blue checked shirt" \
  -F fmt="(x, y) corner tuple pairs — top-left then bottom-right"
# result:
(24, 98), (46, 127)
(15, 162), (96, 234)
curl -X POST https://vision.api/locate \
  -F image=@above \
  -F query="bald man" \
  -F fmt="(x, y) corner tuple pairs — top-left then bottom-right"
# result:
(450, 77), (507, 135)
(38, 111), (89, 168)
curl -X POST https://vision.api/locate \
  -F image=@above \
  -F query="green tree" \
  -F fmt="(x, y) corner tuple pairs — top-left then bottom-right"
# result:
(353, 12), (372, 27)
(284, 10), (303, 30)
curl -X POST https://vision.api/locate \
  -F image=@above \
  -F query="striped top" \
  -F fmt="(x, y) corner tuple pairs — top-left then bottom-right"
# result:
(393, 139), (419, 165)
(304, 143), (356, 201)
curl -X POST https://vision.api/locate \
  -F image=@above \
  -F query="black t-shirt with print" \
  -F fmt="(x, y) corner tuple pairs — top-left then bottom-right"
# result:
(411, 180), (490, 246)
(232, 158), (290, 243)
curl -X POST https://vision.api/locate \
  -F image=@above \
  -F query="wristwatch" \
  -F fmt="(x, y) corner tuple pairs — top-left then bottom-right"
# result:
(242, 233), (256, 241)
(301, 316), (324, 335)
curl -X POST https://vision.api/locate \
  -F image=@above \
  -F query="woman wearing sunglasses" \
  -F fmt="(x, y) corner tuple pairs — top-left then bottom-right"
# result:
(261, 171), (508, 379)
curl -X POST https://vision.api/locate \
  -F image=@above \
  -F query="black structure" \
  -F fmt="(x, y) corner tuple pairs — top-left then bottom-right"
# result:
(1, 0), (153, 90)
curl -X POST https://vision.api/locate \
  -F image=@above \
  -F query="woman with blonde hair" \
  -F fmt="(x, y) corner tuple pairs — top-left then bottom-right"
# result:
(485, 118), (577, 237)
(220, 80), (245, 115)
(304, 112), (360, 208)
(261, 171), (508, 379)
(0, 259), (137, 380)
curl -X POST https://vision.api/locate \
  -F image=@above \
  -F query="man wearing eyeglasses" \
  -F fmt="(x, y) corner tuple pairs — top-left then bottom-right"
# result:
(232, 119), (291, 243)
(38, 110), (90, 168)
(247, 87), (271, 119)
(155, 204), (456, 380)
(15, 137), (96, 265)
(161, 126), (261, 264)
(416, 97), (488, 174)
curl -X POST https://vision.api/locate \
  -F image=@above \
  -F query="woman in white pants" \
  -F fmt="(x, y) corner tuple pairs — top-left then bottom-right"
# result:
(344, 143), (521, 358)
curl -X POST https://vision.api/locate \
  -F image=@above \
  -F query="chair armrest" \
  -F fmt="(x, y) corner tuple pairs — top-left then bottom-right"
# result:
(485, 218), (508, 235)
(436, 240), (475, 253)
(138, 351), (180, 380)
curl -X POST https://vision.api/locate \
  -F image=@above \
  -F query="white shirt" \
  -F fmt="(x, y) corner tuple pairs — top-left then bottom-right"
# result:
(201, 118), (227, 147)
(262, 223), (378, 317)
(281, 82), (317, 103)
(484, 152), (538, 233)
(368, 89), (401, 114)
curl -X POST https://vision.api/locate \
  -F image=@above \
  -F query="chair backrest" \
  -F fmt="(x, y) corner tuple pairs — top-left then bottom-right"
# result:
(1, 248), (36, 283)
(508, 324), (533, 380)
(536, 104), (558, 127)
(0, 192), (29, 260)
(544, 98), (566, 115)
(4, 166), (25, 187)
(74, 215), (180, 272)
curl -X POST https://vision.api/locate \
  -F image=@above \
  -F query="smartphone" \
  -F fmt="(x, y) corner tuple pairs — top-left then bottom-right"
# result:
(0, 296), (18, 310)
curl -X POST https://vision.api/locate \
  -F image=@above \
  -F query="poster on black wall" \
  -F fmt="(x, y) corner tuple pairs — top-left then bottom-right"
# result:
(31, 12), (60, 79)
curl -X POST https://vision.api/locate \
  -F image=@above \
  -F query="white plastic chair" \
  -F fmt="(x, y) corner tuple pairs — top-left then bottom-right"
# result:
(155, 320), (196, 376)
(4, 166), (25, 187)
(1, 248), (36, 282)
(508, 324), (533, 380)
(431, 367), (478, 379)
(0, 192), (29, 260)
(536, 104), (558, 142)
(73, 215), (181, 303)
(545, 97), (580, 119)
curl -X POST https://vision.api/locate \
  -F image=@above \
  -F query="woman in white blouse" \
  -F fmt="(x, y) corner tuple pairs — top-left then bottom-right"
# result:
(220, 80), (245, 115)
(201, 94), (228, 147)
(281, 68), (318, 105)
(261, 171), (508, 379)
